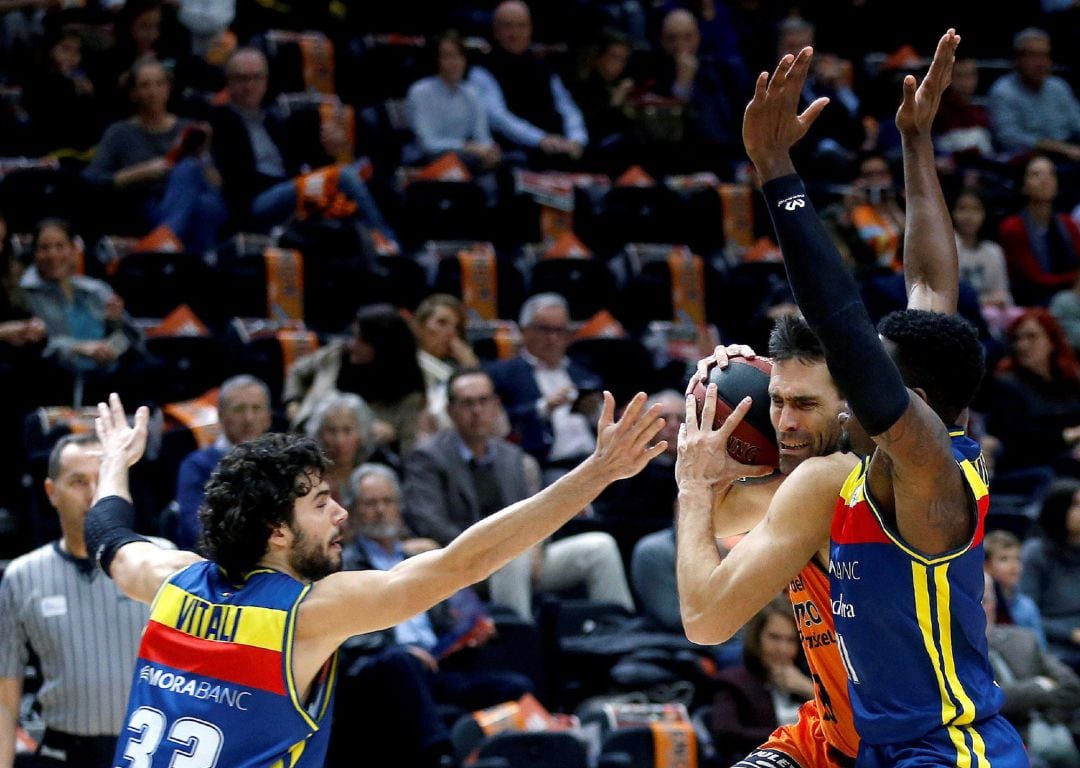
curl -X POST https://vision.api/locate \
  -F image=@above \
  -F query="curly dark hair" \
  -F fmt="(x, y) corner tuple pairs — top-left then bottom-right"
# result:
(198, 433), (327, 579)
(877, 309), (986, 425)
(768, 314), (825, 364)
(1037, 478), (1080, 550)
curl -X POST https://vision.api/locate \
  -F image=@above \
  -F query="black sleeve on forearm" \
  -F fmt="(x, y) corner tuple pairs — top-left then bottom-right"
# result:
(761, 174), (910, 437)
(84, 495), (150, 577)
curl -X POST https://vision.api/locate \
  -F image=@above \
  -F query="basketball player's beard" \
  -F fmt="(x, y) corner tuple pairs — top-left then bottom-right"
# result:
(288, 523), (342, 581)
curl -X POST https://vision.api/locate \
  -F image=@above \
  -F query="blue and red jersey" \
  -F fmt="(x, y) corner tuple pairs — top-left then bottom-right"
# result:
(114, 562), (337, 768)
(830, 430), (1002, 756)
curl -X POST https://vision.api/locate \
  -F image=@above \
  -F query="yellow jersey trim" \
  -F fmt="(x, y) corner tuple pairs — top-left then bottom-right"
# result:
(152, 583), (287, 651)
(283, 583), (318, 730)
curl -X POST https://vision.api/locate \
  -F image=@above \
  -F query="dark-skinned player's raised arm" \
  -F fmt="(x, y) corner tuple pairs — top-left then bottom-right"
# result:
(742, 43), (972, 557)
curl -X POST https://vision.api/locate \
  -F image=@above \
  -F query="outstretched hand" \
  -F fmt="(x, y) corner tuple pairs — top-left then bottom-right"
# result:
(95, 393), (149, 470)
(676, 384), (774, 492)
(591, 391), (668, 482)
(896, 29), (960, 138)
(742, 47), (829, 182)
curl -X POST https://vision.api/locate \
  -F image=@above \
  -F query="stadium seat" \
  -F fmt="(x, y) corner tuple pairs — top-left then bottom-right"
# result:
(108, 251), (217, 323)
(598, 726), (698, 768)
(433, 253), (527, 324)
(528, 259), (617, 321)
(401, 181), (491, 248)
(0, 167), (99, 235)
(567, 336), (658, 402)
(145, 336), (227, 405)
(476, 731), (588, 768)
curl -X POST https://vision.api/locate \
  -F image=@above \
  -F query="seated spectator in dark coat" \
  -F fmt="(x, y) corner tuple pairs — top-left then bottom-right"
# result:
(404, 367), (633, 621)
(596, 388), (681, 522)
(486, 293), (603, 482)
(983, 571), (1080, 767)
(22, 25), (102, 154)
(710, 597), (814, 763)
(775, 17), (866, 183)
(208, 47), (396, 247)
(468, 0), (587, 167)
(999, 155), (1080, 307)
(987, 309), (1080, 478)
(330, 463), (533, 768)
(82, 58), (228, 254)
(405, 31), (501, 171)
(571, 29), (637, 173)
(641, 8), (746, 176)
(1021, 479), (1080, 675)
(172, 375), (272, 549)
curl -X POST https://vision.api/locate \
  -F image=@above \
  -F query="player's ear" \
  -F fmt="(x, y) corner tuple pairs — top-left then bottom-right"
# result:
(911, 387), (929, 405)
(267, 522), (291, 549)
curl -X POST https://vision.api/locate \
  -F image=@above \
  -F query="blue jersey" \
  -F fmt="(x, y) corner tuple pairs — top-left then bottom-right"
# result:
(829, 431), (1001, 749)
(113, 562), (337, 768)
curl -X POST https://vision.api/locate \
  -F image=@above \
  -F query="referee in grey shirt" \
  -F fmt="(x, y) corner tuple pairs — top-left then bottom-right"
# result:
(0, 434), (158, 767)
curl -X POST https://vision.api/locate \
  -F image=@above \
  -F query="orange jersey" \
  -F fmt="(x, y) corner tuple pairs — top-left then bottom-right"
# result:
(787, 558), (859, 759)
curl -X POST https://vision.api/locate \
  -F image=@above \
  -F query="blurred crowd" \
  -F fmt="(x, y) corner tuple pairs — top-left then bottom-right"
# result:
(2, 0), (1080, 766)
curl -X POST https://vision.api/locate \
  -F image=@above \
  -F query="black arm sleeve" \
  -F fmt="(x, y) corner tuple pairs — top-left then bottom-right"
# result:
(761, 174), (909, 437)
(84, 495), (150, 577)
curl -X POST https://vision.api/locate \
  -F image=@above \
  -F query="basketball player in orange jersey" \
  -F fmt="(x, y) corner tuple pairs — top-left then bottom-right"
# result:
(676, 30), (962, 768)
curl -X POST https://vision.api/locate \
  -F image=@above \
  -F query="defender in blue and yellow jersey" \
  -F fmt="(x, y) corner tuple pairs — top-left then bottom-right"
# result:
(744, 45), (1028, 768)
(85, 393), (666, 768)
(117, 561), (336, 768)
(831, 431), (1025, 766)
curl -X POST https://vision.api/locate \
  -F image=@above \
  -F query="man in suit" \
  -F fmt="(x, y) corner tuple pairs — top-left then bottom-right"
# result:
(330, 462), (532, 768)
(404, 367), (633, 621)
(172, 374), (271, 549)
(487, 293), (603, 485)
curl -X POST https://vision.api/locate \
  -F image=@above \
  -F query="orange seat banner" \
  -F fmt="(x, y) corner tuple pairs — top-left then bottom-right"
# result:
(163, 389), (221, 449)
(264, 247), (305, 321)
(667, 250), (706, 327)
(458, 245), (497, 322)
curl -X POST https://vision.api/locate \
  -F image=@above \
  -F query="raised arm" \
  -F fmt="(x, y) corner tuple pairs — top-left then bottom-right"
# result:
(675, 384), (845, 644)
(745, 47), (968, 556)
(86, 394), (201, 604)
(899, 30), (961, 313)
(298, 391), (667, 649)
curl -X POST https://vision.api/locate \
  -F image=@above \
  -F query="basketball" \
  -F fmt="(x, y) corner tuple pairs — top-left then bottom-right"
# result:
(691, 358), (779, 468)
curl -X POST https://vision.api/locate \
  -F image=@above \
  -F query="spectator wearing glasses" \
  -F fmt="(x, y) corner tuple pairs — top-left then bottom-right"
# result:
(404, 367), (633, 621)
(987, 27), (1080, 165)
(487, 293), (603, 484)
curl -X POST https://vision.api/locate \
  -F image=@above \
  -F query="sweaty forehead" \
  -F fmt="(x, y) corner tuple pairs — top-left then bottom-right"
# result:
(768, 358), (835, 399)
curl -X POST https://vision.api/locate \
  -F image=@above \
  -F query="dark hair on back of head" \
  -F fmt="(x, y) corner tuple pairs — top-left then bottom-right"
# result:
(877, 309), (985, 425)
(768, 314), (825, 364)
(1038, 478), (1080, 550)
(199, 433), (327, 579)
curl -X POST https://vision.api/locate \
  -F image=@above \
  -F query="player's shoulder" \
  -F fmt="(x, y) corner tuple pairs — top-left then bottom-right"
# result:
(788, 452), (860, 488)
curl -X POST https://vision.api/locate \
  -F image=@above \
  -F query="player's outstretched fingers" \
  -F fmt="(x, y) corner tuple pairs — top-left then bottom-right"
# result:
(700, 383), (719, 434)
(717, 396), (753, 442)
(598, 390), (617, 431)
(684, 392), (701, 433)
(627, 400), (666, 449)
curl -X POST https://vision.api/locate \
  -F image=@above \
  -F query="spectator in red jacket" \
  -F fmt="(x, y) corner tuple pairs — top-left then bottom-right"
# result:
(999, 154), (1080, 306)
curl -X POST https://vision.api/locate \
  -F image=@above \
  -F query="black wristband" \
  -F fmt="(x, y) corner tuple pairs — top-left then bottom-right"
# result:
(84, 495), (150, 577)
